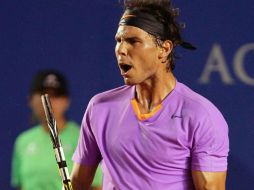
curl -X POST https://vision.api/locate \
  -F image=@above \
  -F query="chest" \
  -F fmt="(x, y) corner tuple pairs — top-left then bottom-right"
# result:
(95, 106), (193, 167)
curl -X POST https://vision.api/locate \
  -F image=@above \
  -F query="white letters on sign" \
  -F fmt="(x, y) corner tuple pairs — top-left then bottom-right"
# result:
(198, 43), (254, 85)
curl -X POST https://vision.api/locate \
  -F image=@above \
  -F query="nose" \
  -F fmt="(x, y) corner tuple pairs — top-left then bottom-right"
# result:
(115, 41), (127, 56)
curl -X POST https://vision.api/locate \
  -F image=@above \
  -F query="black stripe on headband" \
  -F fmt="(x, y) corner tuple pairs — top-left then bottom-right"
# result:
(119, 10), (196, 50)
(119, 12), (165, 40)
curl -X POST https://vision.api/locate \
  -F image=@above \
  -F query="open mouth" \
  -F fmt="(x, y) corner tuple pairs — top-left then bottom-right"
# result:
(119, 64), (132, 73)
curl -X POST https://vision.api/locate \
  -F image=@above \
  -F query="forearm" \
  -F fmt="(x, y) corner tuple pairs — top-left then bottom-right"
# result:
(192, 171), (227, 190)
(69, 163), (98, 190)
(71, 177), (90, 190)
(71, 174), (93, 190)
(61, 174), (93, 190)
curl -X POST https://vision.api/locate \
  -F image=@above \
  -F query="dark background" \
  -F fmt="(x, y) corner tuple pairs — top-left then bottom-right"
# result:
(1, 0), (253, 189)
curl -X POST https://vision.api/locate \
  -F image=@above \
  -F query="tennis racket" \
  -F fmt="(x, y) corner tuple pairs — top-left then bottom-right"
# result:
(41, 94), (73, 190)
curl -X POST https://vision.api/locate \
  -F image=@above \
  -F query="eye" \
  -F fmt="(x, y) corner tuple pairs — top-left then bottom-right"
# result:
(126, 38), (141, 45)
(128, 38), (139, 44)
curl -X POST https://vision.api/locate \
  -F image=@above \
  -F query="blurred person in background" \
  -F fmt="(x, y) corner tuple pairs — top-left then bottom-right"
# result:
(11, 70), (102, 190)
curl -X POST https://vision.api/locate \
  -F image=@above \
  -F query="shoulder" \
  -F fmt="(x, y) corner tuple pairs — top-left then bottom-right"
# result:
(82, 85), (133, 123)
(66, 121), (80, 129)
(175, 82), (220, 114)
(174, 82), (227, 126)
(64, 121), (80, 134)
(14, 125), (42, 146)
(175, 82), (229, 153)
(89, 85), (133, 107)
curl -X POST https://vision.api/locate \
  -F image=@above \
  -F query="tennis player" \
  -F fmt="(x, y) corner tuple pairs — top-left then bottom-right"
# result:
(71, 1), (229, 189)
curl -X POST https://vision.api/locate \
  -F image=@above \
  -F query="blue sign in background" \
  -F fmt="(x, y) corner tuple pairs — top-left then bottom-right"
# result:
(0, 0), (253, 189)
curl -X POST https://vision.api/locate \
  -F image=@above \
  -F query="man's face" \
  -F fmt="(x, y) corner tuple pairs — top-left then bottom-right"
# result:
(115, 25), (162, 85)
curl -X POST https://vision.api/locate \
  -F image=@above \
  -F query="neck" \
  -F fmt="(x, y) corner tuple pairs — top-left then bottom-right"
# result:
(135, 70), (176, 113)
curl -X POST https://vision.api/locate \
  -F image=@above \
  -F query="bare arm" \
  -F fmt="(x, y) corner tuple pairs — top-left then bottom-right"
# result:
(192, 170), (227, 190)
(70, 162), (98, 190)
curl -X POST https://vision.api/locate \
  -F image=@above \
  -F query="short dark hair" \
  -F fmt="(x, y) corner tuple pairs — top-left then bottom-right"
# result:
(122, 0), (185, 71)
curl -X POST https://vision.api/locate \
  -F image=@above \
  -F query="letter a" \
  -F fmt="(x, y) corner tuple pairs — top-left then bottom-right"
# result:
(199, 43), (234, 84)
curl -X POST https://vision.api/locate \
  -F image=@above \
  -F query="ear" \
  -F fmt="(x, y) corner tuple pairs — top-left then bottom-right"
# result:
(158, 40), (173, 60)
